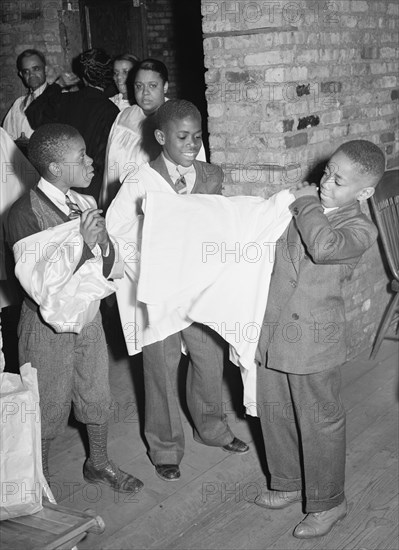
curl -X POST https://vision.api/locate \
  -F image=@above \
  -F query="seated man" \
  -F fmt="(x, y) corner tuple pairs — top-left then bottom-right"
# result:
(106, 99), (249, 482)
(6, 123), (143, 495)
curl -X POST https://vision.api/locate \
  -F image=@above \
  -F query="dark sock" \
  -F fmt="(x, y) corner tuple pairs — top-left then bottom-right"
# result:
(41, 438), (51, 483)
(86, 423), (109, 470)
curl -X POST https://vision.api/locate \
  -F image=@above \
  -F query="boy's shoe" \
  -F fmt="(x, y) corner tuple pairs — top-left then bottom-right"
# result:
(293, 498), (347, 538)
(155, 464), (181, 481)
(222, 437), (249, 454)
(83, 458), (144, 494)
(254, 490), (301, 509)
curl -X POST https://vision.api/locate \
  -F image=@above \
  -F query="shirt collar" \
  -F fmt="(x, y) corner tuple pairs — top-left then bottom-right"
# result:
(38, 177), (67, 200)
(323, 206), (339, 214)
(37, 177), (72, 214)
(162, 153), (195, 180)
(29, 81), (47, 99)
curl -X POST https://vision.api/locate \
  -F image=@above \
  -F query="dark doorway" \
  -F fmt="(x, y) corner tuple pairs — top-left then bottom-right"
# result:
(172, 0), (209, 155)
(79, 0), (147, 59)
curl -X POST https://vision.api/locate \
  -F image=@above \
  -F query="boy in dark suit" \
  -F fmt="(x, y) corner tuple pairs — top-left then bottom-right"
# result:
(6, 123), (143, 495)
(254, 140), (385, 538)
(106, 99), (248, 482)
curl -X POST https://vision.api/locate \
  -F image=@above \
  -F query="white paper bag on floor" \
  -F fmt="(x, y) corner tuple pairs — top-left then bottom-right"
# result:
(0, 363), (53, 520)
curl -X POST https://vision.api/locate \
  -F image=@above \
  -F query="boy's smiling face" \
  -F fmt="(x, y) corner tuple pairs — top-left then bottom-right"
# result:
(155, 115), (202, 167)
(320, 151), (374, 208)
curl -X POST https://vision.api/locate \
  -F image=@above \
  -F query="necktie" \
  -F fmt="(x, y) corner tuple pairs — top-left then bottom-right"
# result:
(65, 194), (82, 219)
(174, 172), (187, 194)
(22, 91), (34, 111)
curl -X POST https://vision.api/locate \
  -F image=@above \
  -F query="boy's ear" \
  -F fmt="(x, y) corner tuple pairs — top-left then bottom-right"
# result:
(154, 129), (165, 146)
(356, 187), (375, 201)
(163, 81), (168, 95)
(48, 161), (61, 178)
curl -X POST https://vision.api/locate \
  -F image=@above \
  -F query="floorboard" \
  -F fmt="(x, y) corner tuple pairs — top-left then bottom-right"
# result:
(12, 339), (398, 550)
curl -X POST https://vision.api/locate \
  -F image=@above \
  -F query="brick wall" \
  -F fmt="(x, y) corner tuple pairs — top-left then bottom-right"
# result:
(201, 0), (398, 358)
(145, 0), (179, 98)
(202, 0), (398, 193)
(145, 0), (207, 109)
(0, 0), (82, 123)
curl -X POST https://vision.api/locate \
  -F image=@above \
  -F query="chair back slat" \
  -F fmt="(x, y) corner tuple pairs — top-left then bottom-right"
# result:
(370, 169), (399, 282)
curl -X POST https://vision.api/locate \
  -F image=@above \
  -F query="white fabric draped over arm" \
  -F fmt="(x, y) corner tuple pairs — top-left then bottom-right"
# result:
(13, 219), (117, 333)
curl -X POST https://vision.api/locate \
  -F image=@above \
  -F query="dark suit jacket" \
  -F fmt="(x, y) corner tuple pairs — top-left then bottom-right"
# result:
(149, 155), (223, 196)
(26, 84), (119, 202)
(255, 196), (378, 374)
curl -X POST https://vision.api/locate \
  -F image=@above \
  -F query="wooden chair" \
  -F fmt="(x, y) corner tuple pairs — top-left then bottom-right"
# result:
(369, 169), (399, 359)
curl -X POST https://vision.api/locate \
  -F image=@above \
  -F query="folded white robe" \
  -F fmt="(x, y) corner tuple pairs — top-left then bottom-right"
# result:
(13, 219), (122, 333)
(137, 189), (294, 414)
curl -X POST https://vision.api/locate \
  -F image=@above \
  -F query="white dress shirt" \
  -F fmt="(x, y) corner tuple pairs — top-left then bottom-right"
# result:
(2, 82), (48, 140)
(38, 178), (85, 216)
(161, 153), (196, 194)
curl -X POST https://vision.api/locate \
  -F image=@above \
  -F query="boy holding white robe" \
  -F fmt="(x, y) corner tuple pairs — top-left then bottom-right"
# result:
(6, 123), (143, 494)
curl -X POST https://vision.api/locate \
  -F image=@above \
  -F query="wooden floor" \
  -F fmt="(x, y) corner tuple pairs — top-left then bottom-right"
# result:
(18, 325), (399, 549)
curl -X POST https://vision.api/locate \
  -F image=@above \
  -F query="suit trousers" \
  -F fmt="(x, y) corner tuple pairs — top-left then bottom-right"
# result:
(18, 303), (112, 439)
(142, 322), (234, 465)
(257, 364), (346, 512)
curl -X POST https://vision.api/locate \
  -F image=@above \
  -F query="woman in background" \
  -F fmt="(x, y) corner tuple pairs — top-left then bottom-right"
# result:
(101, 58), (205, 208)
(109, 53), (139, 112)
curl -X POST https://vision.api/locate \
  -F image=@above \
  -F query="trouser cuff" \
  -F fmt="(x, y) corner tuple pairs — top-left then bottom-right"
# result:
(270, 474), (302, 492)
(305, 491), (346, 513)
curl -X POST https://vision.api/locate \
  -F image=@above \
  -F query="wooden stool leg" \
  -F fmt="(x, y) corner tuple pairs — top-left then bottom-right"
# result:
(370, 292), (399, 360)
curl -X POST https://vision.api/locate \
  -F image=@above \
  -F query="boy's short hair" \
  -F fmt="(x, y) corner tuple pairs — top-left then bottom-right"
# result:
(336, 140), (385, 185)
(156, 99), (201, 131)
(28, 123), (80, 175)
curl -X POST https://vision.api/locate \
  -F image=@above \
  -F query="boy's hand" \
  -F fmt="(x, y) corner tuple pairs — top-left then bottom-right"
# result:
(290, 181), (320, 200)
(80, 208), (104, 249)
(96, 218), (111, 255)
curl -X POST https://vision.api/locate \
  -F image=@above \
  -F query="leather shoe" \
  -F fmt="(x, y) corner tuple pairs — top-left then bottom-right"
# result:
(222, 437), (249, 454)
(255, 490), (301, 509)
(83, 458), (144, 494)
(155, 464), (181, 482)
(293, 498), (347, 538)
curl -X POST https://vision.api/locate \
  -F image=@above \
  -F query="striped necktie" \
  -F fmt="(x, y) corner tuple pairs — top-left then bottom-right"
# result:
(65, 194), (83, 219)
(174, 169), (187, 194)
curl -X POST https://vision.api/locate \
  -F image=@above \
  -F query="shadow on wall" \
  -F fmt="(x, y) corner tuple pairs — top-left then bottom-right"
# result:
(172, 0), (210, 159)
